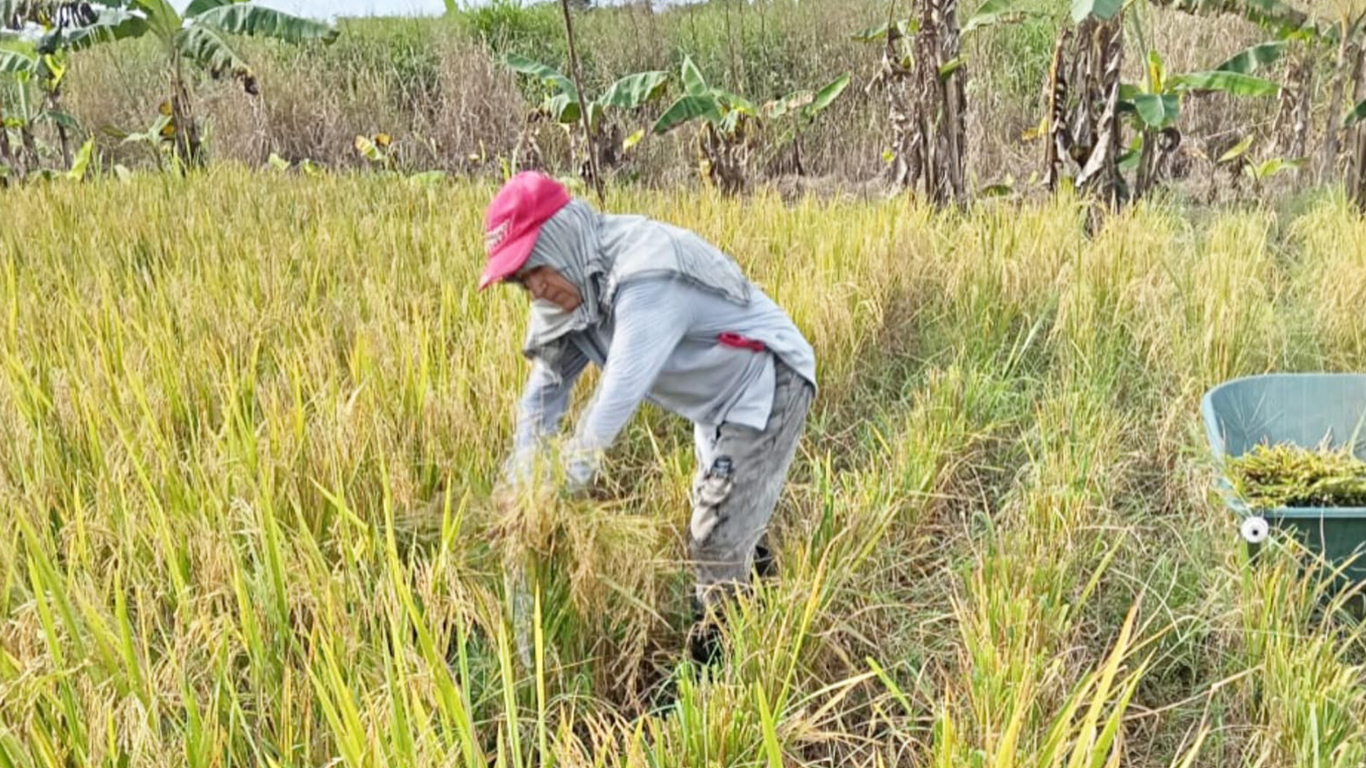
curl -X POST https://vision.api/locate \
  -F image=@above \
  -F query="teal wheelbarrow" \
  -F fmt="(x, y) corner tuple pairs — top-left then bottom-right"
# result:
(1201, 373), (1366, 584)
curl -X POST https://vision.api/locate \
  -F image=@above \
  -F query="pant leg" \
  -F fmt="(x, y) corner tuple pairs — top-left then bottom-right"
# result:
(693, 421), (716, 474)
(689, 359), (813, 607)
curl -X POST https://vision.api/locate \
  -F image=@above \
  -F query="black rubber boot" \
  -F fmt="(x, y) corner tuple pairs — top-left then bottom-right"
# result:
(753, 536), (776, 580)
(687, 595), (725, 668)
(686, 540), (775, 668)
(687, 620), (723, 667)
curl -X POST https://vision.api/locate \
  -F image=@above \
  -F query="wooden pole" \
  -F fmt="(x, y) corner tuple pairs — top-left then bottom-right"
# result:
(559, 0), (606, 206)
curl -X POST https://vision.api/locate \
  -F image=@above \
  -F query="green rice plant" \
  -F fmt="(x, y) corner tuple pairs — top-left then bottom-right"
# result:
(1290, 192), (1366, 368)
(926, 602), (1172, 766)
(1237, 544), (1366, 766)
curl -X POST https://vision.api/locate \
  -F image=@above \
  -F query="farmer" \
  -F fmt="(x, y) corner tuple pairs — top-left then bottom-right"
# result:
(481, 171), (816, 665)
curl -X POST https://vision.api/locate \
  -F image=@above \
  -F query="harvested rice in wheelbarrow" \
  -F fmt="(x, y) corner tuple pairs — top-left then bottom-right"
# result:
(1227, 444), (1366, 510)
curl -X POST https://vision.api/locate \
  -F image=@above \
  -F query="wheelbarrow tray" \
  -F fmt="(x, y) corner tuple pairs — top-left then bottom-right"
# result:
(1201, 373), (1366, 580)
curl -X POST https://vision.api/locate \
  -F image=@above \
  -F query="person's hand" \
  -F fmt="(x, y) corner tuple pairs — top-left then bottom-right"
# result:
(506, 566), (534, 671)
(561, 450), (598, 499)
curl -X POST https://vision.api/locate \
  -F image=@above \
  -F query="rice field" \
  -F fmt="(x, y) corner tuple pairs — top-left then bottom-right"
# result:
(3, 171), (1366, 767)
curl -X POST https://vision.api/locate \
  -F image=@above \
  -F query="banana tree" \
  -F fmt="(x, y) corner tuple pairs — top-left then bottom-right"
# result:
(0, 44), (74, 178)
(1142, 0), (1366, 194)
(0, 52), (94, 182)
(1316, 2), (1366, 206)
(1, 46), (33, 178)
(1242, 1), (1366, 207)
(49, 0), (338, 168)
(503, 54), (668, 182)
(652, 56), (849, 194)
(1049, 11), (1125, 214)
(858, 0), (1038, 205)
(1047, 0), (1280, 212)
(2, 2), (99, 178)
(651, 56), (758, 195)
(758, 72), (850, 176)
(1209, 134), (1301, 197)
(33, 48), (72, 167)
(1118, 47), (1281, 196)
(2, 1), (101, 29)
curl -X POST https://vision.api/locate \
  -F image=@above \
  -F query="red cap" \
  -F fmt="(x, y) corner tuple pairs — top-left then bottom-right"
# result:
(479, 171), (572, 291)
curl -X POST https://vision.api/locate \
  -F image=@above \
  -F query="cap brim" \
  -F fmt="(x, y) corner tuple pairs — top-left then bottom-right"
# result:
(478, 225), (541, 291)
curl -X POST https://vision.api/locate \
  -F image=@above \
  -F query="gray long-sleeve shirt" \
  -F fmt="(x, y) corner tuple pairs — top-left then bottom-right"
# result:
(508, 277), (816, 488)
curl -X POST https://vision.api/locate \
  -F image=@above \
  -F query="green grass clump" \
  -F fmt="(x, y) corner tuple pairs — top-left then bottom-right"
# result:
(1229, 443), (1366, 510)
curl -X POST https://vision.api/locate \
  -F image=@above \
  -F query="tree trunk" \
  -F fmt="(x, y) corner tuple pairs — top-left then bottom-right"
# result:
(1135, 128), (1156, 197)
(1272, 46), (1311, 175)
(1273, 51), (1297, 150)
(513, 111), (547, 172)
(1350, 43), (1366, 209)
(871, 20), (918, 191)
(1292, 66), (1311, 162)
(1045, 28), (1072, 191)
(20, 124), (39, 175)
(46, 90), (72, 170)
(1354, 130), (1366, 209)
(1075, 17), (1124, 216)
(0, 121), (14, 186)
(1048, 15), (1109, 192)
(699, 119), (751, 196)
(571, 124), (623, 186)
(1073, 19), (1102, 158)
(1291, 66), (1311, 189)
(913, 5), (938, 199)
(913, 0), (967, 206)
(941, 0), (967, 203)
(171, 90), (201, 170)
(56, 122), (71, 170)
(170, 60), (203, 171)
(1323, 27), (1352, 185)
(559, 0), (604, 203)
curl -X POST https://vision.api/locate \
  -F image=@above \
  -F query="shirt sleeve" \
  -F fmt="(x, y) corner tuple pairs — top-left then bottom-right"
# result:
(505, 343), (589, 487)
(563, 280), (692, 489)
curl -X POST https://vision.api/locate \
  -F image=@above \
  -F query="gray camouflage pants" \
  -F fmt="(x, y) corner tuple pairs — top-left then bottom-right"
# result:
(690, 358), (814, 607)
